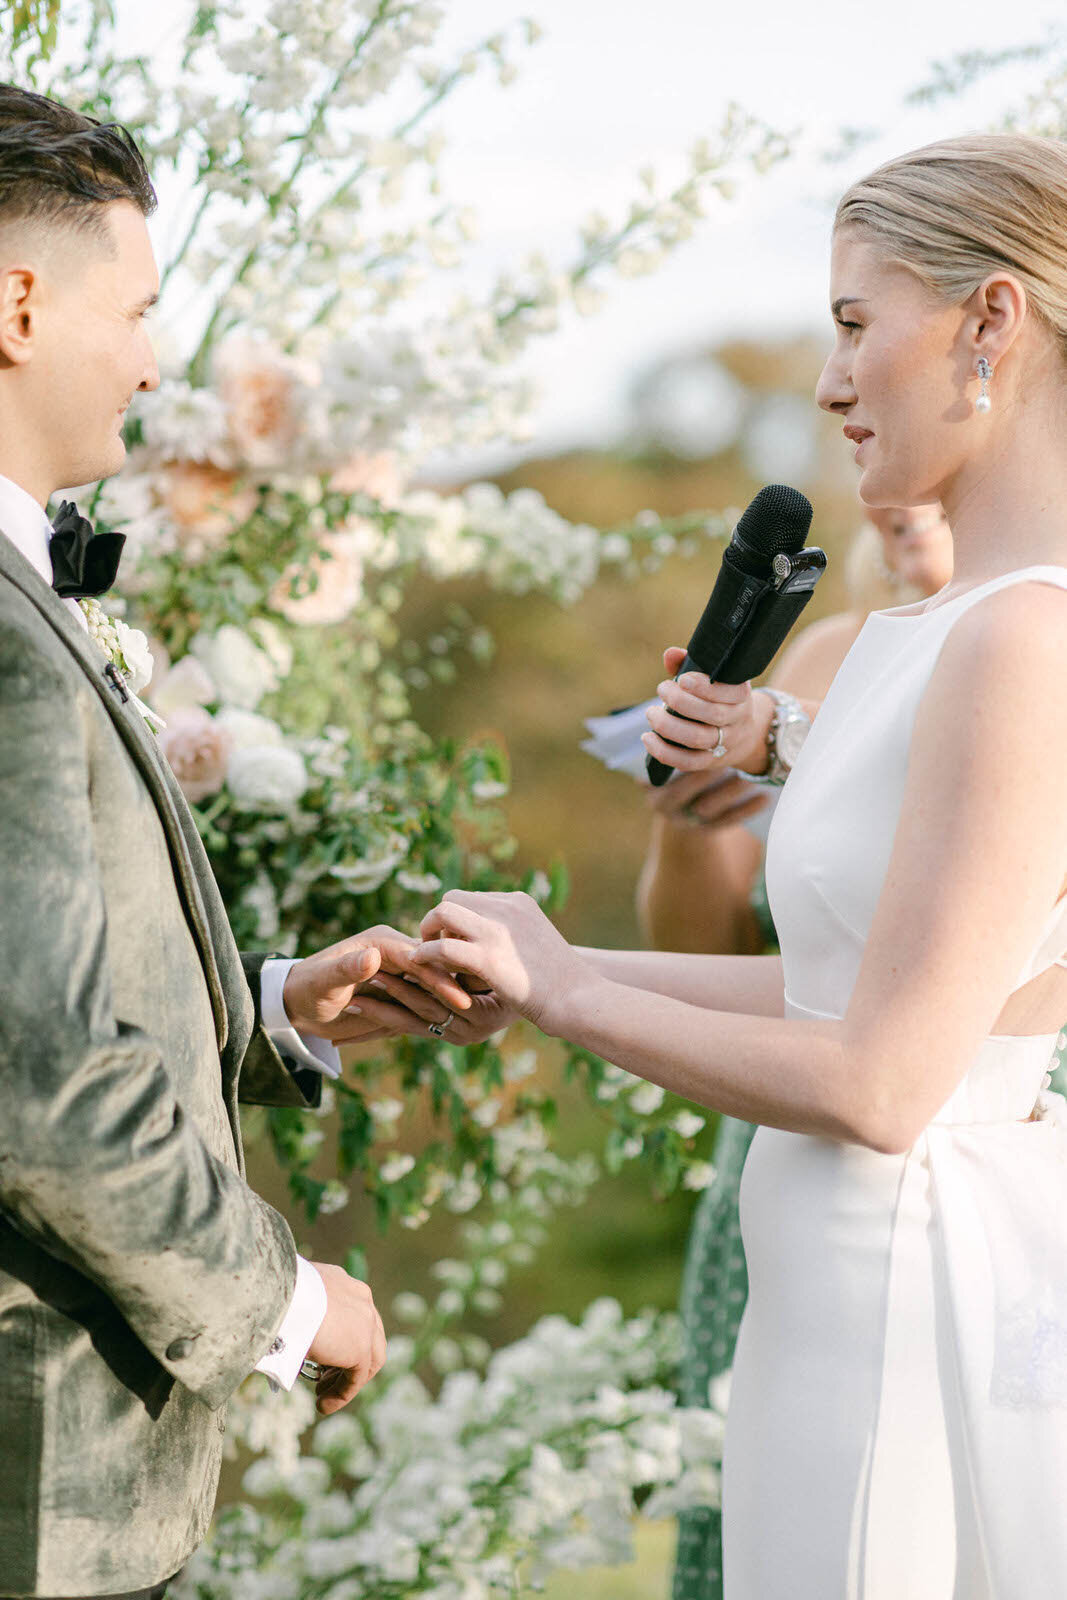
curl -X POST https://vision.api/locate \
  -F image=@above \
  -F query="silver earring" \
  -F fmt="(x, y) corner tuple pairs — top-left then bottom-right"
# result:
(976, 357), (992, 413)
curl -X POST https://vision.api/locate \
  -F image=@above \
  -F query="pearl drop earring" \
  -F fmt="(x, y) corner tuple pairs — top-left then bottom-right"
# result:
(976, 357), (993, 414)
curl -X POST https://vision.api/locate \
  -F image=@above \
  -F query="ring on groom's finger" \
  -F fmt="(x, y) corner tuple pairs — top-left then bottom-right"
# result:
(428, 1011), (455, 1037)
(711, 724), (727, 759)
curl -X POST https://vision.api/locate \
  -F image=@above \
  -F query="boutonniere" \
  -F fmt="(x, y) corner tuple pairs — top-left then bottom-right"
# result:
(80, 598), (166, 732)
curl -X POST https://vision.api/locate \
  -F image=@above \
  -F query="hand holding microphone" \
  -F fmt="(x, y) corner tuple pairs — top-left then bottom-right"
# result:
(644, 484), (825, 787)
(642, 649), (776, 775)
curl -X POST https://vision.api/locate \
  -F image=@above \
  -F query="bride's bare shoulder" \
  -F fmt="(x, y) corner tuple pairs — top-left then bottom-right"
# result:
(923, 579), (1067, 753)
(939, 578), (1067, 675)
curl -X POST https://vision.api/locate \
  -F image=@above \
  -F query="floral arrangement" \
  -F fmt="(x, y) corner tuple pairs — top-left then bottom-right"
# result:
(0, 0), (777, 1231)
(2, 0), (788, 1587)
(178, 1292), (725, 1600)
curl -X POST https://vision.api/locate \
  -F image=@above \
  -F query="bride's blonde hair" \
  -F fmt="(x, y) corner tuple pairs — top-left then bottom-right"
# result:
(835, 133), (1067, 344)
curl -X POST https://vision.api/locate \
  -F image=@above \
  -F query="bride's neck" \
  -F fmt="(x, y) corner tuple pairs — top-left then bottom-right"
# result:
(941, 401), (1067, 586)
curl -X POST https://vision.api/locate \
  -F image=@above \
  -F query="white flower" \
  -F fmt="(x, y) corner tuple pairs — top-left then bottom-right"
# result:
(329, 844), (409, 893)
(368, 1096), (404, 1126)
(395, 869), (442, 894)
(682, 1160), (716, 1192)
(192, 625), (281, 710)
(214, 707), (285, 749)
(135, 379), (233, 467)
(112, 618), (154, 695)
(503, 1049), (538, 1083)
(392, 1292), (427, 1323)
(379, 1152), (416, 1184)
(150, 654), (216, 716)
(227, 744), (308, 808)
(628, 1082), (665, 1116)
(671, 1111), (706, 1140)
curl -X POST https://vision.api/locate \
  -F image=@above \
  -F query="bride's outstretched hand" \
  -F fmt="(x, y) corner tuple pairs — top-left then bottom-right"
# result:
(410, 890), (585, 1036)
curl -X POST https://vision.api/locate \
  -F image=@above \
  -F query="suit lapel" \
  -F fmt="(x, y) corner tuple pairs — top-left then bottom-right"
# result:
(0, 534), (229, 1051)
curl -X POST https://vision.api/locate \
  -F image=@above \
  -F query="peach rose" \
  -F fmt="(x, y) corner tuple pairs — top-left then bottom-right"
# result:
(216, 338), (321, 470)
(329, 450), (403, 506)
(158, 707), (233, 804)
(270, 530), (364, 626)
(159, 461), (258, 560)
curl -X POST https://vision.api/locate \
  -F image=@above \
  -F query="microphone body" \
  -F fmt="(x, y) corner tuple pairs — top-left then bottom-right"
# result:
(646, 485), (826, 787)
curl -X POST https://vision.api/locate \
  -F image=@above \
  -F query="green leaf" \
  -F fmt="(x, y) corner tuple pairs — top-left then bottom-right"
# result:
(344, 1245), (368, 1280)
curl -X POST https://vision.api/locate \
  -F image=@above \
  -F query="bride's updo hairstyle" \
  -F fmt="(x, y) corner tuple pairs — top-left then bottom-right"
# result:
(835, 133), (1067, 349)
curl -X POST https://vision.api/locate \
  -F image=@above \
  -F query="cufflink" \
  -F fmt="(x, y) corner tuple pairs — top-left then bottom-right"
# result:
(268, 1335), (286, 1357)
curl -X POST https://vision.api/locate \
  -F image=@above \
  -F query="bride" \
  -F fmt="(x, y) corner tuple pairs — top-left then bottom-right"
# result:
(356, 133), (1067, 1596)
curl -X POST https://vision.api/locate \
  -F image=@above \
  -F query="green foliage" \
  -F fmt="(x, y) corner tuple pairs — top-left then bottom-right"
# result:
(2, 0), (62, 62)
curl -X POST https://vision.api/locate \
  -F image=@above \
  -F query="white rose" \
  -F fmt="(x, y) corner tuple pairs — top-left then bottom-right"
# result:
(227, 743), (308, 807)
(113, 618), (154, 696)
(191, 624), (279, 709)
(150, 654), (216, 716)
(682, 1160), (717, 1192)
(214, 706), (285, 749)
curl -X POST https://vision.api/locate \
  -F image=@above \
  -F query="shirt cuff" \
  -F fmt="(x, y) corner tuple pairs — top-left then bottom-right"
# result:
(254, 1255), (328, 1390)
(260, 957), (342, 1079)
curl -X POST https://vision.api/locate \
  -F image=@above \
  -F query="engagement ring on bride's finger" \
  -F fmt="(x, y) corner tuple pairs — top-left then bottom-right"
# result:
(711, 725), (728, 759)
(428, 1011), (455, 1037)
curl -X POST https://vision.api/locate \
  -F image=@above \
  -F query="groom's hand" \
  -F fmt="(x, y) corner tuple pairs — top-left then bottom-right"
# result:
(306, 1263), (387, 1414)
(282, 926), (474, 1043)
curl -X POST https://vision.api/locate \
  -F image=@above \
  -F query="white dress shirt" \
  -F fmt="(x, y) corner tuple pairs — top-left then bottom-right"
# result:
(0, 472), (330, 1389)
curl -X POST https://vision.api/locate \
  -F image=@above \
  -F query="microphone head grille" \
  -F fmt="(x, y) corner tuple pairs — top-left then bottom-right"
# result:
(734, 484), (814, 558)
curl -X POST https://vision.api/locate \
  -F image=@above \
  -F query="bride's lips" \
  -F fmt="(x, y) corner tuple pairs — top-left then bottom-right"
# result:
(843, 424), (874, 461)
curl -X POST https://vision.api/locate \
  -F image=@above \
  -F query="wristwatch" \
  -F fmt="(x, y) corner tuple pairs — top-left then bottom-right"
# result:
(757, 688), (811, 786)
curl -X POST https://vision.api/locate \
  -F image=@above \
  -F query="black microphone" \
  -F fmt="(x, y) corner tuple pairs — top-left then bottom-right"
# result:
(646, 484), (826, 787)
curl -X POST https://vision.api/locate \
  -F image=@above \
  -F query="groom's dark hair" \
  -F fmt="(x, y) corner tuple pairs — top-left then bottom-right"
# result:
(0, 82), (156, 253)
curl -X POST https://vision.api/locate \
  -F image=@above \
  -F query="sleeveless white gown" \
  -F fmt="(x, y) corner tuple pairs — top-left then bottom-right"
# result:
(722, 566), (1067, 1599)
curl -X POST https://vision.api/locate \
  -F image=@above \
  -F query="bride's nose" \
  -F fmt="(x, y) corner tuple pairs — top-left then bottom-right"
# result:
(816, 345), (856, 415)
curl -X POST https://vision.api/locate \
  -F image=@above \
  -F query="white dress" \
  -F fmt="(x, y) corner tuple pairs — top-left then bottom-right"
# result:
(723, 566), (1067, 1599)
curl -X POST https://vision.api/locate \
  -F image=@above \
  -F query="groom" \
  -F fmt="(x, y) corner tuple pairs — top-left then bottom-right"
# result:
(0, 84), (464, 1599)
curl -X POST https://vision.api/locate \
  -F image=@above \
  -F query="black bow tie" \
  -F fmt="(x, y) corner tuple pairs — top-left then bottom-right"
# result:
(49, 501), (126, 600)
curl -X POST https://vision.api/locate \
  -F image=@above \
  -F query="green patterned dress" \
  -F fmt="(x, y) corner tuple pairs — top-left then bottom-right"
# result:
(670, 868), (1067, 1600)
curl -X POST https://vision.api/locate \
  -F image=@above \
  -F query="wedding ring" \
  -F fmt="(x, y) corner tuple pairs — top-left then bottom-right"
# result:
(711, 725), (727, 759)
(428, 1011), (455, 1037)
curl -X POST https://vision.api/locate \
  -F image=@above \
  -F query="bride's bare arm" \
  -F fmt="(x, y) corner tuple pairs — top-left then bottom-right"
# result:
(415, 585), (1067, 1153)
(573, 948), (785, 1018)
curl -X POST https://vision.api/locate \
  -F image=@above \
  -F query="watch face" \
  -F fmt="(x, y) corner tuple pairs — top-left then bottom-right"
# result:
(778, 716), (810, 766)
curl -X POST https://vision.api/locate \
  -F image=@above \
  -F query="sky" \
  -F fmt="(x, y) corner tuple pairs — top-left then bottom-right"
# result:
(100, 0), (1067, 469)
(419, 0), (1066, 464)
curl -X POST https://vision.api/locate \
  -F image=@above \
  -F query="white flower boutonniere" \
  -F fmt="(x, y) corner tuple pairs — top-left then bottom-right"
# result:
(80, 598), (166, 731)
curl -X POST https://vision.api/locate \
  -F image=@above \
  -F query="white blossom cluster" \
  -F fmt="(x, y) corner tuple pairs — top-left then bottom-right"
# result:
(146, 623), (311, 810)
(173, 1299), (724, 1600)
(18, 0), (787, 472)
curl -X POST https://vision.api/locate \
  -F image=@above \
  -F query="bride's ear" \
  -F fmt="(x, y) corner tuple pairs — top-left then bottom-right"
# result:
(967, 271), (1027, 372)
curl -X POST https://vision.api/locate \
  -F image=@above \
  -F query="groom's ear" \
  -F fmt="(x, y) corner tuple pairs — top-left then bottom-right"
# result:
(0, 264), (37, 365)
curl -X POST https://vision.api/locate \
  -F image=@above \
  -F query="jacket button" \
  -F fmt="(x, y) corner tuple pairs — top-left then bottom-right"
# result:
(166, 1336), (196, 1361)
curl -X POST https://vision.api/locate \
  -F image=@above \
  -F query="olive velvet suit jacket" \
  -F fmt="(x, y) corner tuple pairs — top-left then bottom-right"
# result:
(0, 532), (322, 1596)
